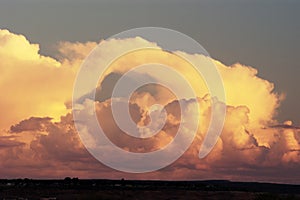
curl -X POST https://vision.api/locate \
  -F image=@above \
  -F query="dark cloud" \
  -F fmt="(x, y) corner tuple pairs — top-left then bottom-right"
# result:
(269, 124), (300, 130)
(1, 102), (300, 183)
(0, 136), (25, 148)
(10, 117), (52, 133)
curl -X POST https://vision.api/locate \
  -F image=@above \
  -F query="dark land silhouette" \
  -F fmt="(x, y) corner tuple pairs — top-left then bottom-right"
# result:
(0, 178), (299, 199)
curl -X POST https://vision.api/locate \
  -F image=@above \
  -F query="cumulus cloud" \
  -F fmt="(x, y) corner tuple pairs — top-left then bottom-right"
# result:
(2, 96), (299, 182)
(0, 29), (82, 129)
(10, 117), (53, 133)
(0, 29), (299, 183)
(0, 136), (25, 148)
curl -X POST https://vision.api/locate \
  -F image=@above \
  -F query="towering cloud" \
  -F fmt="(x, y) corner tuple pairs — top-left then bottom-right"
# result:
(0, 29), (299, 183)
(0, 30), (65, 128)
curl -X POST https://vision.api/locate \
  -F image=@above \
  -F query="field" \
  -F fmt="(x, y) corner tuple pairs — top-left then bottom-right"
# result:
(0, 179), (299, 200)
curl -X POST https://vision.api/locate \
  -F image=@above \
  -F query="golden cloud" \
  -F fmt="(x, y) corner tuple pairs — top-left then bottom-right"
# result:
(0, 29), (299, 183)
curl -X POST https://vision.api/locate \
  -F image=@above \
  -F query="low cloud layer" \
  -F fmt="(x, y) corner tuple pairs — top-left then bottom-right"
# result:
(0, 29), (299, 183)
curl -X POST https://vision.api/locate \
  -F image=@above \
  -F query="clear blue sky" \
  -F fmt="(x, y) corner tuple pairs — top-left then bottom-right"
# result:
(0, 0), (299, 124)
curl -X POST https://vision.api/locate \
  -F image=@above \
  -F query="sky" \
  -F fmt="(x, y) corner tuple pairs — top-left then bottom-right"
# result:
(0, 0), (299, 183)
(0, 0), (299, 123)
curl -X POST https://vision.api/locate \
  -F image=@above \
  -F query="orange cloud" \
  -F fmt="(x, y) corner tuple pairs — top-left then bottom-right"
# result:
(0, 29), (299, 183)
(0, 30), (65, 128)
